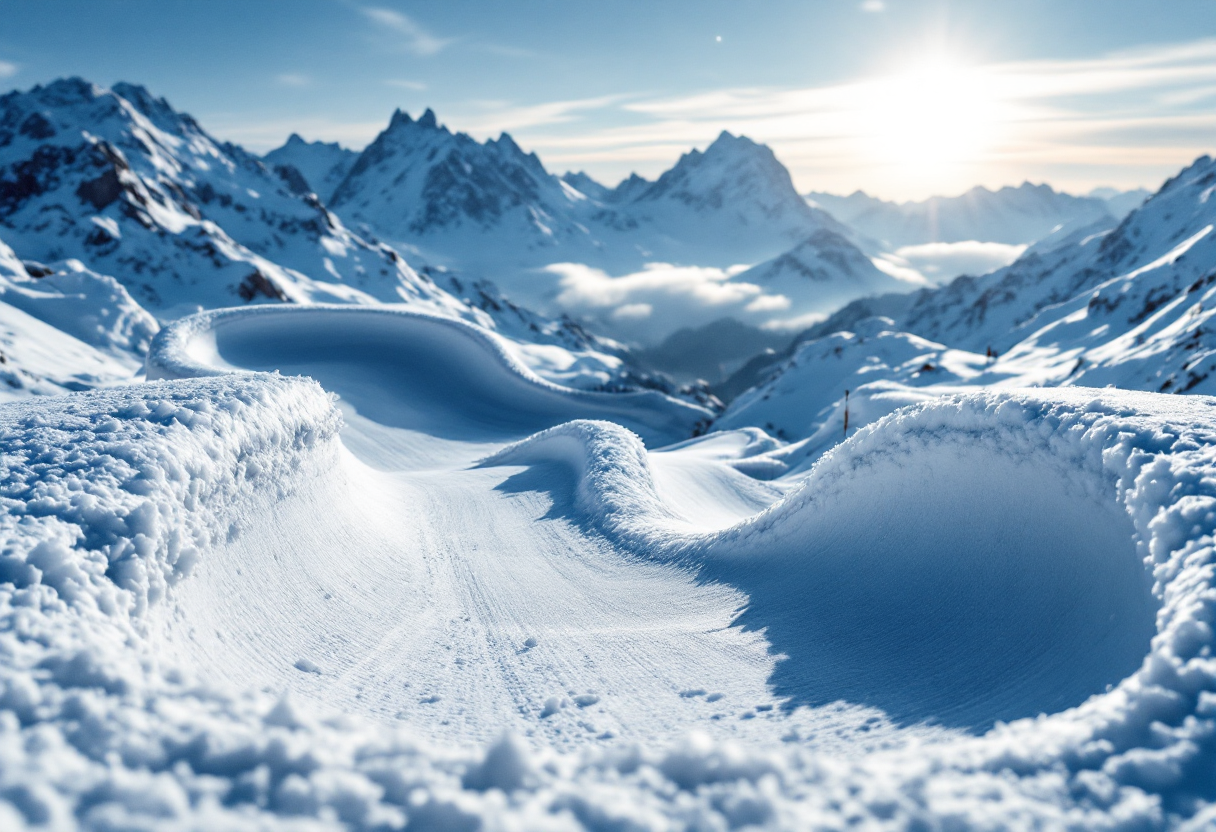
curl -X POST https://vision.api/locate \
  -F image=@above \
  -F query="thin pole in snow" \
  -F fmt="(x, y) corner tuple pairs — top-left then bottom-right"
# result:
(843, 389), (850, 438)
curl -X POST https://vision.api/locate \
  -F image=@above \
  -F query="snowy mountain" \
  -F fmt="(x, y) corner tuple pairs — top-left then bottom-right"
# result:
(807, 182), (1114, 248)
(0, 78), (469, 317)
(728, 227), (921, 320)
(0, 79), (705, 398)
(329, 108), (593, 262)
(560, 170), (611, 202)
(716, 153), (1216, 466)
(1088, 185), (1151, 218)
(327, 113), (893, 340)
(262, 133), (357, 201)
(331, 115), (847, 274)
(621, 132), (854, 266)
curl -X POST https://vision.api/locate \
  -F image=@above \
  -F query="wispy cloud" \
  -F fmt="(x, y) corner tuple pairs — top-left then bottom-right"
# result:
(451, 94), (630, 134)
(473, 43), (538, 60)
(504, 37), (1216, 198)
(384, 79), (427, 91)
(860, 0), (885, 12)
(0, 60), (18, 79)
(545, 262), (786, 343)
(275, 73), (310, 87)
(360, 7), (450, 56)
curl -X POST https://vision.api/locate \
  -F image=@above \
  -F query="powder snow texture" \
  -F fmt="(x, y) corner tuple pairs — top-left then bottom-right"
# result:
(2, 351), (1216, 827)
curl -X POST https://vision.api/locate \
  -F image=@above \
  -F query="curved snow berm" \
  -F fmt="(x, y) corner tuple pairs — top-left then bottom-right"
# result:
(485, 389), (1216, 815)
(147, 304), (709, 446)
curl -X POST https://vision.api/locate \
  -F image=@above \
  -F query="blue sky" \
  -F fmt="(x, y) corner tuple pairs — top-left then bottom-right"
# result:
(1, 0), (1214, 199)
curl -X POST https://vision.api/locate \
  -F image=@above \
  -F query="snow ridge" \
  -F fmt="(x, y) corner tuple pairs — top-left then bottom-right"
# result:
(145, 304), (713, 444)
(0, 374), (342, 620)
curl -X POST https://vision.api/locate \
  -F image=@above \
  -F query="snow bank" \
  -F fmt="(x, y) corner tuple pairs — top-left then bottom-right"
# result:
(0, 374), (342, 620)
(147, 304), (711, 446)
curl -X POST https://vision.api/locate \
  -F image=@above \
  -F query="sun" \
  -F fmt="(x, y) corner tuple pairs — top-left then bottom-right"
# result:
(859, 56), (1003, 178)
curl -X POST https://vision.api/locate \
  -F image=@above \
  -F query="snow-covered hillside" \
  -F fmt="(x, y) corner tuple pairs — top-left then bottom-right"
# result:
(6, 71), (1216, 830)
(262, 133), (358, 202)
(715, 153), (1216, 471)
(0, 79), (700, 397)
(0, 79), (472, 316)
(0, 234), (150, 398)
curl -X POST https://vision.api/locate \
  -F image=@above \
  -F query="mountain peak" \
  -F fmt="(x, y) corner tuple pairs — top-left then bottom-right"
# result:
(705, 130), (764, 155)
(388, 108), (413, 130)
(386, 107), (444, 135)
(112, 81), (154, 103)
(31, 76), (102, 107)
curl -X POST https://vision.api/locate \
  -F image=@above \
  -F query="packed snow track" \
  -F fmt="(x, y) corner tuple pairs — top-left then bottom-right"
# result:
(1, 304), (1214, 829)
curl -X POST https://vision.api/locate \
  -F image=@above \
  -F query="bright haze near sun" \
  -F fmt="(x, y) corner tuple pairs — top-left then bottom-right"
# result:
(0, 0), (1213, 200)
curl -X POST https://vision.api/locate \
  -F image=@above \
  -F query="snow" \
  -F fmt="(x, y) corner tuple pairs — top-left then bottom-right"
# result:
(2, 315), (1216, 826)
(262, 134), (358, 202)
(729, 154), (1216, 468)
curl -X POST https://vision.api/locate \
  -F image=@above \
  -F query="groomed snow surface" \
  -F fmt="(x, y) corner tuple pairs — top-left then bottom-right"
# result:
(2, 305), (1215, 830)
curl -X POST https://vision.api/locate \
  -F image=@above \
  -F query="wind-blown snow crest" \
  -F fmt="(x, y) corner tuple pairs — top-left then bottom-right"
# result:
(145, 304), (712, 446)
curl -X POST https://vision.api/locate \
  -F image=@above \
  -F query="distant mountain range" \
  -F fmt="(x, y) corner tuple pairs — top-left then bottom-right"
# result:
(0, 75), (1172, 407)
(262, 109), (908, 332)
(713, 154), (1216, 469)
(805, 184), (1133, 248)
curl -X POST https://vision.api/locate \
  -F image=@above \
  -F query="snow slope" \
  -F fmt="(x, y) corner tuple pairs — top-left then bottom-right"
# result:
(262, 133), (358, 202)
(0, 234), (148, 399)
(2, 316), (1215, 827)
(0, 79), (460, 315)
(725, 154), (1216, 461)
